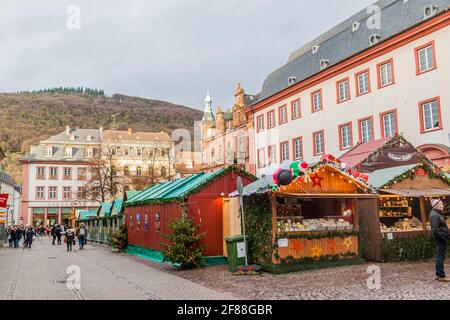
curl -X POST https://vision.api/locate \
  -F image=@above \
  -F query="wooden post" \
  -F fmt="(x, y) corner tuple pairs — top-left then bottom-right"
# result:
(419, 197), (427, 231)
(270, 193), (278, 264)
(353, 199), (360, 231)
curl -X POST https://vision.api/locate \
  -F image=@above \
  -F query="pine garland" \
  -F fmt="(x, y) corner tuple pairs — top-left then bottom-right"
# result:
(381, 163), (450, 189)
(275, 230), (359, 240)
(124, 166), (256, 208)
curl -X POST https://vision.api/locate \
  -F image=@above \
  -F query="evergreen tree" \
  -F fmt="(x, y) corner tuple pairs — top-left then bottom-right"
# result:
(162, 216), (205, 269)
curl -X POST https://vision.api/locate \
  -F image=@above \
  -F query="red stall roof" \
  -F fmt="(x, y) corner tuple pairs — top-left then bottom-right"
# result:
(340, 138), (389, 168)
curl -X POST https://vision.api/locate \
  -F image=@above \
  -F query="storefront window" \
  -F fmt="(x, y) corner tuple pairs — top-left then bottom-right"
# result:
(61, 208), (72, 226)
(47, 208), (59, 226)
(32, 208), (45, 227)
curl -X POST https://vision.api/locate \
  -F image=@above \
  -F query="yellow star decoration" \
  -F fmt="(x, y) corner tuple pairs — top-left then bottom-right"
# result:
(311, 246), (322, 259)
(342, 237), (353, 250)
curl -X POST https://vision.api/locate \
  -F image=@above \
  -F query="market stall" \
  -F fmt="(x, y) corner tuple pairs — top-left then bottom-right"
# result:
(227, 157), (379, 271)
(124, 167), (254, 259)
(366, 163), (450, 261)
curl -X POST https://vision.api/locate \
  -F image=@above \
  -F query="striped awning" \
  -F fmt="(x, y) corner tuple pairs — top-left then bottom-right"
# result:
(381, 188), (450, 197)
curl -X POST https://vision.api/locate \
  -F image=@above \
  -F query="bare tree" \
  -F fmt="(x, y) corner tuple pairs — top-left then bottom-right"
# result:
(83, 139), (120, 204)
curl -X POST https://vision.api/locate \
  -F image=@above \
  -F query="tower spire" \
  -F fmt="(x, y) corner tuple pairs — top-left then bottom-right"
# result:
(202, 89), (215, 122)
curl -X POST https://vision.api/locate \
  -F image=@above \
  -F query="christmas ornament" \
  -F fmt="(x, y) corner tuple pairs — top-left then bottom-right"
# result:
(310, 173), (324, 189)
(277, 169), (294, 186)
(300, 161), (309, 172)
(291, 239), (302, 254)
(311, 246), (322, 259)
(290, 161), (301, 178)
(342, 237), (353, 250)
(327, 238), (336, 255)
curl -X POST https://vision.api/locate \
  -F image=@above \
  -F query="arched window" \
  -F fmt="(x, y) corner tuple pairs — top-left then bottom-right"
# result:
(136, 166), (142, 176)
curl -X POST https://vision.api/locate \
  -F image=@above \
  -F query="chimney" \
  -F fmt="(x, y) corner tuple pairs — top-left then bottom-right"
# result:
(65, 126), (70, 135)
(128, 128), (134, 135)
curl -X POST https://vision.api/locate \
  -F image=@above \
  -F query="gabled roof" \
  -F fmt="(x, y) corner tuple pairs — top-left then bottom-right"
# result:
(340, 138), (390, 168)
(339, 134), (439, 173)
(102, 130), (172, 143)
(79, 209), (98, 221)
(42, 128), (101, 144)
(229, 175), (274, 197)
(125, 167), (255, 207)
(255, 0), (449, 103)
(125, 190), (141, 200)
(99, 202), (113, 217)
(111, 199), (124, 216)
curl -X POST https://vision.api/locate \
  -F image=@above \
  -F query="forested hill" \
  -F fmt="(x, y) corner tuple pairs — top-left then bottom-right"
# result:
(0, 91), (203, 183)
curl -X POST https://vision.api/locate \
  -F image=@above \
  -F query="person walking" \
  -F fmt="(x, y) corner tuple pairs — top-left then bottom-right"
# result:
(51, 225), (57, 245)
(14, 226), (23, 248)
(8, 227), (15, 247)
(430, 199), (450, 282)
(65, 228), (75, 252)
(25, 226), (34, 249)
(56, 225), (62, 245)
(76, 224), (87, 250)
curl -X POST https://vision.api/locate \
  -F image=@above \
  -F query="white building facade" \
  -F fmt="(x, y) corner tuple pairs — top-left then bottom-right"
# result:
(247, 0), (450, 177)
(20, 127), (101, 226)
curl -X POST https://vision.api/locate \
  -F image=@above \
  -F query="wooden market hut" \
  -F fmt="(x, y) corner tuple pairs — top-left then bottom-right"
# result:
(341, 134), (450, 261)
(123, 167), (254, 259)
(365, 163), (450, 261)
(226, 159), (380, 270)
(78, 198), (125, 243)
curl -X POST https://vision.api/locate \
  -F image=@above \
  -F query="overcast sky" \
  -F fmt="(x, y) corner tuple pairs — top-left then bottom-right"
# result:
(0, 0), (376, 110)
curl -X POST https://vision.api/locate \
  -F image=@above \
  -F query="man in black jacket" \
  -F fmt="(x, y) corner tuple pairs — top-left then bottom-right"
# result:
(430, 199), (450, 282)
(55, 225), (62, 245)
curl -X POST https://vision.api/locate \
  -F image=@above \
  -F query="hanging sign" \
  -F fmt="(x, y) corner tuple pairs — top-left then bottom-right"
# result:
(278, 238), (289, 248)
(0, 194), (9, 209)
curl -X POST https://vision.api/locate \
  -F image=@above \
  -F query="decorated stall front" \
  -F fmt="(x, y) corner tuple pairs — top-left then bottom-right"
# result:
(233, 157), (379, 273)
(367, 163), (450, 261)
(341, 135), (450, 261)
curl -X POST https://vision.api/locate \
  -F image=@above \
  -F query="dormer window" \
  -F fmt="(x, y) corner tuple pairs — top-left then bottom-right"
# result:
(86, 135), (92, 142)
(352, 21), (360, 32)
(369, 34), (381, 46)
(320, 59), (330, 70)
(69, 134), (76, 141)
(288, 76), (297, 86)
(312, 45), (320, 54)
(65, 147), (73, 158)
(44, 146), (53, 157)
(423, 5), (438, 20)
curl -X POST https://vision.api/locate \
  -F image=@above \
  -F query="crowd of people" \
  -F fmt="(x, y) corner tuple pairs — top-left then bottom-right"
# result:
(5, 223), (88, 251)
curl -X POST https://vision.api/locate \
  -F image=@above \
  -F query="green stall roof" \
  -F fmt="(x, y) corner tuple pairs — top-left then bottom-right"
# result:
(111, 199), (124, 216)
(125, 167), (254, 207)
(367, 164), (419, 189)
(126, 190), (141, 200)
(79, 210), (98, 221)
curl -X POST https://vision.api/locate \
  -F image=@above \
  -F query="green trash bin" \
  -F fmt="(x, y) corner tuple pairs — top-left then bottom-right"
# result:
(225, 235), (248, 271)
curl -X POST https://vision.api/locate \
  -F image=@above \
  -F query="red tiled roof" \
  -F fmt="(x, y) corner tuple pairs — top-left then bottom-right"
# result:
(339, 138), (390, 168)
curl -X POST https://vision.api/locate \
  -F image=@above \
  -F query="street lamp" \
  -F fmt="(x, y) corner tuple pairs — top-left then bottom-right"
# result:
(5, 205), (10, 227)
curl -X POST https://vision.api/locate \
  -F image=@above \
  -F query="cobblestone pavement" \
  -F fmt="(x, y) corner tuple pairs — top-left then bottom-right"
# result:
(0, 237), (234, 300)
(127, 253), (450, 300)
